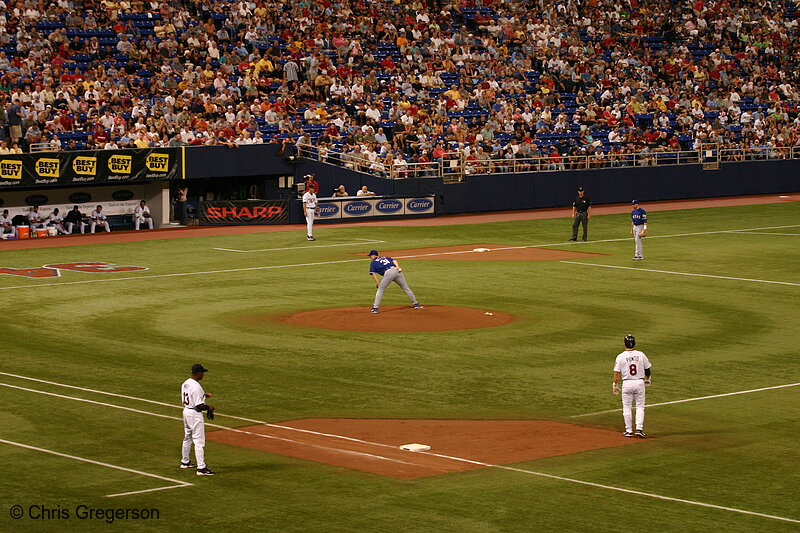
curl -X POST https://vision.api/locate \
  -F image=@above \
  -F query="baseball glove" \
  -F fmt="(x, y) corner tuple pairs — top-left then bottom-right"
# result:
(206, 408), (215, 420)
(640, 225), (649, 237)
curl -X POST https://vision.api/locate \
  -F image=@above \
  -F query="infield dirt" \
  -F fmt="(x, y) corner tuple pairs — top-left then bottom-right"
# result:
(207, 419), (646, 479)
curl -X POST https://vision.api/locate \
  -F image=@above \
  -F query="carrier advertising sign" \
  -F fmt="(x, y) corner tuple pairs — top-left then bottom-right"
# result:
(310, 196), (435, 220)
(341, 200), (374, 218)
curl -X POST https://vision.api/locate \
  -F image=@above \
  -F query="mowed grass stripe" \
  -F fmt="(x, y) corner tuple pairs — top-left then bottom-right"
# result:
(4, 380), (799, 525)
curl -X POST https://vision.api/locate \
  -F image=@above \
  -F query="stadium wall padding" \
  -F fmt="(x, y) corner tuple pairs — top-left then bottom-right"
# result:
(5, 146), (797, 221)
(185, 149), (798, 216)
(440, 160), (800, 214)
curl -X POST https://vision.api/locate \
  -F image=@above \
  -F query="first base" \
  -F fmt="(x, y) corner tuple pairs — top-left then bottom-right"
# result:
(472, 248), (490, 252)
(399, 443), (431, 452)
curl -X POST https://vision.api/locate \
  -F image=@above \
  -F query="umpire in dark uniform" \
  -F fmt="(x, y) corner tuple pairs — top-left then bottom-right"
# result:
(570, 187), (592, 241)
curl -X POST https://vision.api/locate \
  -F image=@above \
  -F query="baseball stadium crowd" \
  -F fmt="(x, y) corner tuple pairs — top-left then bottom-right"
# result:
(1, 0), (799, 174)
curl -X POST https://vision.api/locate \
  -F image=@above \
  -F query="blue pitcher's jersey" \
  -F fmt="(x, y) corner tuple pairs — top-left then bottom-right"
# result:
(631, 208), (647, 225)
(369, 256), (395, 276)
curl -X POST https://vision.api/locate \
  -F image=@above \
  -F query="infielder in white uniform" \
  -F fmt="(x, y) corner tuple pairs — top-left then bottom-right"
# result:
(0, 209), (16, 238)
(90, 205), (111, 233)
(181, 363), (216, 476)
(46, 208), (69, 235)
(613, 334), (651, 438)
(28, 206), (46, 229)
(302, 186), (318, 241)
(133, 200), (154, 230)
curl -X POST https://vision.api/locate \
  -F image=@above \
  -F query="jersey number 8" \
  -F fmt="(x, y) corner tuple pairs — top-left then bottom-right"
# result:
(629, 364), (638, 376)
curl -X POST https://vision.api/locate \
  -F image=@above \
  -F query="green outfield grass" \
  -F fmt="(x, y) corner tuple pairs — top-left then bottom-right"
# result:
(1, 202), (799, 532)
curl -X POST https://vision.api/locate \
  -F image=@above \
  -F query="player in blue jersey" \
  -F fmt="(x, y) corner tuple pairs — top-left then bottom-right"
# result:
(630, 200), (648, 260)
(367, 250), (421, 313)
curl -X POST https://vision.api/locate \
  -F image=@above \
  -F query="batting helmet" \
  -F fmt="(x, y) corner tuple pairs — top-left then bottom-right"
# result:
(624, 334), (636, 349)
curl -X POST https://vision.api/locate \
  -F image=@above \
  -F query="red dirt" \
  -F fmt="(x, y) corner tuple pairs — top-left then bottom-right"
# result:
(271, 305), (516, 332)
(2, 193), (796, 250)
(207, 419), (644, 479)
(360, 243), (607, 261)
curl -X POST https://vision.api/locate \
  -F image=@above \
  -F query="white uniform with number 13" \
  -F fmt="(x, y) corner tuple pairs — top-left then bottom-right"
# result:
(181, 378), (208, 470)
(613, 349), (651, 433)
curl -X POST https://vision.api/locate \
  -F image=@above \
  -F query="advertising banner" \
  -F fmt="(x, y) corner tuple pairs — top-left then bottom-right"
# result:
(0, 149), (181, 188)
(199, 200), (289, 225)
(340, 199), (374, 219)
(316, 201), (342, 220)
(403, 197), (435, 215)
(317, 196), (434, 220)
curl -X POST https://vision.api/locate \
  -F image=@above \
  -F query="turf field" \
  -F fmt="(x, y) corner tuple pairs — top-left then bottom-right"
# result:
(1, 201), (799, 532)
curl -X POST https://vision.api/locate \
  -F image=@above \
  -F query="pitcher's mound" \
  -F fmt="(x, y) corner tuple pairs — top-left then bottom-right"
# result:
(277, 305), (516, 332)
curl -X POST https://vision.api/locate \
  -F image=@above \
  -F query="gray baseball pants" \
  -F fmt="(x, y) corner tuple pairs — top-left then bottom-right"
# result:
(373, 267), (418, 308)
(633, 225), (645, 258)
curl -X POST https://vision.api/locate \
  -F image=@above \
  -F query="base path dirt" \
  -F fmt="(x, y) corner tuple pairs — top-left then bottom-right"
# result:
(272, 305), (516, 332)
(361, 244), (607, 261)
(207, 419), (644, 479)
(2, 194), (796, 251)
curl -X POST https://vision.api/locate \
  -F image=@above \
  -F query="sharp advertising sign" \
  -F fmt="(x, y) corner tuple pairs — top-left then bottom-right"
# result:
(199, 200), (289, 225)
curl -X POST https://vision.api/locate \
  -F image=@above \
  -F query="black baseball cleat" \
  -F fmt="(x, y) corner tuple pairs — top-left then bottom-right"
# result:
(196, 467), (216, 476)
(568, 238), (577, 241)
(635, 429), (646, 438)
(180, 461), (196, 469)
(307, 236), (315, 241)
(413, 303), (422, 309)
(623, 431), (634, 437)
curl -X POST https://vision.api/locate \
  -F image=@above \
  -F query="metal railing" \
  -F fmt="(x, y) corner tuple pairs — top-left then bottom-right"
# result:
(298, 143), (800, 181)
(28, 142), (54, 153)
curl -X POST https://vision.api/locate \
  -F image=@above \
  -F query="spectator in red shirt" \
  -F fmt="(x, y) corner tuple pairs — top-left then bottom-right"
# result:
(548, 147), (565, 170)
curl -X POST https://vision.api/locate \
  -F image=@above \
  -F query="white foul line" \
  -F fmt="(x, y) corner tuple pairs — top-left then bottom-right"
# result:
(0, 382), (436, 472)
(0, 258), (368, 291)
(0, 437), (191, 498)
(213, 239), (385, 253)
(2, 224), (798, 291)
(561, 261), (800, 287)
(726, 231), (799, 236)
(570, 382), (800, 418)
(2, 373), (799, 523)
(0, 370), (455, 452)
(494, 464), (799, 524)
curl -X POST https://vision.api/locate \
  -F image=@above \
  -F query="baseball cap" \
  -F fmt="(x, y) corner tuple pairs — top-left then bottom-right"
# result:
(191, 363), (209, 373)
(367, 250), (379, 256)
(577, 187), (584, 191)
(631, 200), (639, 205)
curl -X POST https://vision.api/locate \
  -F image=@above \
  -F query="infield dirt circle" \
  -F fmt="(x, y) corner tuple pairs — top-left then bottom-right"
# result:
(277, 305), (516, 332)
